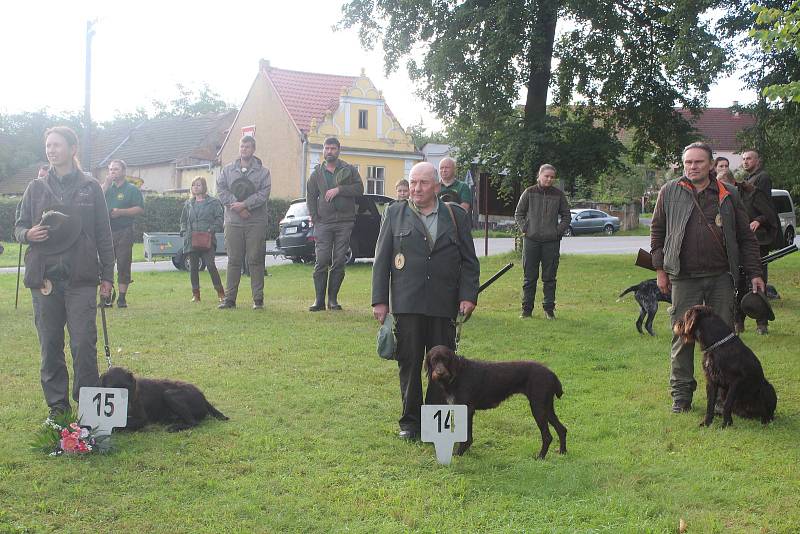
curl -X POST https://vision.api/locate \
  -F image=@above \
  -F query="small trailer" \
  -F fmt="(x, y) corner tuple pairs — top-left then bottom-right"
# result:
(143, 232), (225, 271)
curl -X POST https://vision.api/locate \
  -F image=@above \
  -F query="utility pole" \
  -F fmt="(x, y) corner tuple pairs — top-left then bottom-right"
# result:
(82, 19), (97, 173)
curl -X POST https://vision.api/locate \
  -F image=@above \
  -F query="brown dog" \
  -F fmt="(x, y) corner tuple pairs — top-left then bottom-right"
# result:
(100, 366), (229, 432)
(673, 305), (777, 427)
(424, 345), (567, 459)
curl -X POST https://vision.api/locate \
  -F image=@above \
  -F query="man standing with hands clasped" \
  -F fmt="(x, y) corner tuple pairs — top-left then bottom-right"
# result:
(216, 135), (271, 310)
(372, 161), (480, 441)
(101, 159), (144, 308)
(650, 142), (764, 414)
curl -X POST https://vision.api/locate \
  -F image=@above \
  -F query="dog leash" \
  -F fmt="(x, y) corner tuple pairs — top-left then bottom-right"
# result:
(454, 312), (466, 352)
(99, 303), (113, 369)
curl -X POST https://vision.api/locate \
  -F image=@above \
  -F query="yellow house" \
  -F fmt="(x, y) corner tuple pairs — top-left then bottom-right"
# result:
(218, 60), (422, 199)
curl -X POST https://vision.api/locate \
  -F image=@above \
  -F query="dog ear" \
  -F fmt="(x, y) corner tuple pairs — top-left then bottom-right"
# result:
(680, 307), (700, 343)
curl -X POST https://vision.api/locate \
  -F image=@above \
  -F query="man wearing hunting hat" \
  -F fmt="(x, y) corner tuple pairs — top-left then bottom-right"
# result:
(306, 137), (364, 311)
(216, 135), (272, 309)
(14, 126), (115, 421)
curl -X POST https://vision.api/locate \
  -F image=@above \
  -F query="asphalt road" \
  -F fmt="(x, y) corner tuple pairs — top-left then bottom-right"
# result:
(0, 237), (653, 275)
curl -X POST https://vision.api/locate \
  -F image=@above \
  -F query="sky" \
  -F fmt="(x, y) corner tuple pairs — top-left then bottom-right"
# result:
(1, 1), (755, 133)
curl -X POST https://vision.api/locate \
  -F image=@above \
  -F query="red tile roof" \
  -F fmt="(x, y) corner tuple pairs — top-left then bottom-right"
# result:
(678, 107), (756, 152)
(262, 64), (396, 134)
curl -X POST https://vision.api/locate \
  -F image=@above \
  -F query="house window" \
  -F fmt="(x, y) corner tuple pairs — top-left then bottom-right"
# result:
(358, 110), (368, 129)
(367, 166), (385, 195)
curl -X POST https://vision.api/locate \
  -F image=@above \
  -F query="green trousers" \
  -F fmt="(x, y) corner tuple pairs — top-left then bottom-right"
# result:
(668, 272), (735, 402)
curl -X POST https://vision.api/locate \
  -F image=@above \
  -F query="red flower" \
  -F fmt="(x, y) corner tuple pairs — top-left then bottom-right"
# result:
(60, 433), (80, 452)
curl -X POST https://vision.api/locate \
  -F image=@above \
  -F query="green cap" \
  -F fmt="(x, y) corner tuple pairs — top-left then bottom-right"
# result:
(377, 313), (396, 360)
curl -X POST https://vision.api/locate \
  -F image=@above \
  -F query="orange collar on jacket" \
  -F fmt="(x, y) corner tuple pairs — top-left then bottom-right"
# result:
(678, 176), (730, 203)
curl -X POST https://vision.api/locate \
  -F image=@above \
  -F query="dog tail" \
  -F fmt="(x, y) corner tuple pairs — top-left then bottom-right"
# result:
(553, 374), (563, 399)
(616, 284), (638, 301)
(206, 401), (229, 421)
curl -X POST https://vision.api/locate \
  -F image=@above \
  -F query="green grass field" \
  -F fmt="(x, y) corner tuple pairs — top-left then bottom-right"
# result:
(1, 253), (799, 532)
(0, 242), (147, 268)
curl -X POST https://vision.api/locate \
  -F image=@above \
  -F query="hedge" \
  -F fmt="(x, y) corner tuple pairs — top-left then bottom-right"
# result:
(0, 194), (293, 242)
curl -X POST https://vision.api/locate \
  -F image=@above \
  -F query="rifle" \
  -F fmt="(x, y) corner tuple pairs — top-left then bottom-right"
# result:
(635, 249), (655, 271)
(737, 243), (798, 301)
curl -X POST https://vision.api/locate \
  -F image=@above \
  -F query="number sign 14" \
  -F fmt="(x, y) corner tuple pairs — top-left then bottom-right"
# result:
(78, 387), (129, 436)
(421, 404), (468, 465)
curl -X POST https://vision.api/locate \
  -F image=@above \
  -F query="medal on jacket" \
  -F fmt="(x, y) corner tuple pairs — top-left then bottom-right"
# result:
(40, 278), (53, 296)
(394, 253), (405, 270)
(715, 214), (723, 227)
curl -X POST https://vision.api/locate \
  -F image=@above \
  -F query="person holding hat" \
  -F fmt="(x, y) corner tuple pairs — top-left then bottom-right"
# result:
(14, 126), (115, 421)
(372, 161), (480, 441)
(650, 142), (764, 415)
(216, 135), (271, 309)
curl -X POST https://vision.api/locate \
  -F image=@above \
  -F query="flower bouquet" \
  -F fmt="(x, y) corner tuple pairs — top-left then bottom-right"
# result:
(31, 410), (109, 456)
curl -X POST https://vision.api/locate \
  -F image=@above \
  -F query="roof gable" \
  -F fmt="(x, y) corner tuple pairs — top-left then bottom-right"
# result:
(678, 107), (756, 152)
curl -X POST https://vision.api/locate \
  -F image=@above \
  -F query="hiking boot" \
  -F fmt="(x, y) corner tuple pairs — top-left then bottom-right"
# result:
(671, 400), (692, 413)
(253, 300), (264, 310)
(217, 300), (236, 309)
(116, 293), (127, 308)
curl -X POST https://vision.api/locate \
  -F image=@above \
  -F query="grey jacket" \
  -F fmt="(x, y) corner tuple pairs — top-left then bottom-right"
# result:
(650, 177), (762, 280)
(514, 184), (571, 241)
(216, 156), (271, 226)
(306, 159), (364, 224)
(14, 170), (115, 287)
(372, 200), (479, 318)
(746, 167), (773, 198)
(179, 196), (224, 253)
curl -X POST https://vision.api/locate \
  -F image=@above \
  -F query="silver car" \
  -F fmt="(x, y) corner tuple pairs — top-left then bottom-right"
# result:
(564, 209), (621, 236)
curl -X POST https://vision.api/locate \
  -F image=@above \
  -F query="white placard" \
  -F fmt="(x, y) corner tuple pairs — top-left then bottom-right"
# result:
(421, 404), (468, 465)
(78, 387), (128, 436)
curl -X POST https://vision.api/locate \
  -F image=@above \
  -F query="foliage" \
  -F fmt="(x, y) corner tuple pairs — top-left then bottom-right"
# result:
(405, 121), (449, 150)
(2, 255), (800, 531)
(339, 0), (724, 196)
(30, 410), (109, 456)
(0, 110), (84, 178)
(751, 0), (800, 102)
(0, 195), (293, 242)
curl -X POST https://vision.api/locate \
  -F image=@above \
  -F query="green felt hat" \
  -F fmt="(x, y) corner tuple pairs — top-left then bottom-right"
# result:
(377, 313), (397, 360)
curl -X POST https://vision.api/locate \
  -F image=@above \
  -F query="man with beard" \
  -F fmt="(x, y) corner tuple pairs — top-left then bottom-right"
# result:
(650, 142), (764, 413)
(306, 137), (364, 311)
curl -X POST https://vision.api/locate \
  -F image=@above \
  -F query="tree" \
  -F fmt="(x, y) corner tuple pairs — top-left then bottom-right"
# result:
(150, 83), (234, 118)
(751, 1), (800, 102)
(339, 0), (724, 196)
(0, 110), (84, 178)
(405, 121), (449, 150)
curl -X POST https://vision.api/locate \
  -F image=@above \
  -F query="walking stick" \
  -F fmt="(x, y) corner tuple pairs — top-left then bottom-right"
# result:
(15, 242), (22, 309)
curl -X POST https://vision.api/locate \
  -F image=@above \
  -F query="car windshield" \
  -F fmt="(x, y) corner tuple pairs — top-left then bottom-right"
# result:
(285, 202), (309, 218)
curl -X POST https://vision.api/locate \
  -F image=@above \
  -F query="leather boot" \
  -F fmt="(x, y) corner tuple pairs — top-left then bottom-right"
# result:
(215, 286), (226, 302)
(191, 288), (201, 302)
(309, 272), (327, 311)
(327, 272), (344, 310)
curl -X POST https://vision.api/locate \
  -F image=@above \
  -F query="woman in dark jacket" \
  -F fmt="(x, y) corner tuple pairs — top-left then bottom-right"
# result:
(180, 177), (224, 302)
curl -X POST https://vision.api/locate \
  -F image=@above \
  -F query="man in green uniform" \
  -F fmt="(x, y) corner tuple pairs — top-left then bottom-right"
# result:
(101, 159), (144, 308)
(306, 137), (364, 311)
(372, 161), (480, 441)
(438, 157), (472, 212)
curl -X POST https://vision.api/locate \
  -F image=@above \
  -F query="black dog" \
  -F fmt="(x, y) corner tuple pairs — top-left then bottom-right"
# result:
(424, 345), (567, 459)
(673, 305), (777, 427)
(618, 279), (672, 336)
(100, 367), (229, 432)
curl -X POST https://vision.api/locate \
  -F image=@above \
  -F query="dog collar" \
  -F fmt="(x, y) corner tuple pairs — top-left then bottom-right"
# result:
(703, 332), (736, 353)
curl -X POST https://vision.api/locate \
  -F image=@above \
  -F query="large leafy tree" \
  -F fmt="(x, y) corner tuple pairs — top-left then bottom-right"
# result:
(718, 0), (800, 196)
(339, 0), (725, 195)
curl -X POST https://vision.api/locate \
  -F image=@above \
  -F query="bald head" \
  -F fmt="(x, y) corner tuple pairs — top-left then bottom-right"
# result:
(409, 162), (440, 211)
(439, 157), (456, 184)
(742, 150), (761, 173)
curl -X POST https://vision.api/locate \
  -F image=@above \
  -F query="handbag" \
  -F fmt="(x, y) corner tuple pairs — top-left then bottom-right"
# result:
(191, 231), (213, 251)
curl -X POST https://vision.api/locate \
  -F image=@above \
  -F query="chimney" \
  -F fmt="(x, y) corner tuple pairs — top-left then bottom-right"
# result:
(259, 59), (271, 71)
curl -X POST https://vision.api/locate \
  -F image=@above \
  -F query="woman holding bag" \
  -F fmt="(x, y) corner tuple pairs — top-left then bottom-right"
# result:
(180, 177), (225, 302)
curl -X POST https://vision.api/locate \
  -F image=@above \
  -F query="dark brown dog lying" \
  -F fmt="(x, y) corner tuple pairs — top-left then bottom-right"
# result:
(673, 305), (777, 427)
(424, 345), (567, 459)
(100, 367), (229, 432)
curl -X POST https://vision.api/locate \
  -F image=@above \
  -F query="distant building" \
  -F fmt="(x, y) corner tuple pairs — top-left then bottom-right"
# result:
(217, 60), (422, 200)
(678, 106), (756, 169)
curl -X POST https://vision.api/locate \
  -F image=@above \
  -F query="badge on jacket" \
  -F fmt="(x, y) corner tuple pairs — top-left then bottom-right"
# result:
(715, 214), (723, 227)
(394, 253), (405, 270)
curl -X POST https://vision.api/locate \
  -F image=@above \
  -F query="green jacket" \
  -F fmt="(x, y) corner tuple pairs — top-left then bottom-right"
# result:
(650, 177), (762, 280)
(738, 181), (780, 247)
(306, 159), (364, 224)
(514, 184), (571, 241)
(372, 200), (480, 318)
(179, 196), (224, 253)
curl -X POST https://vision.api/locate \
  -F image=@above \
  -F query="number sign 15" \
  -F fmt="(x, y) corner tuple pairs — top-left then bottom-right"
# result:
(78, 387), (129, 436)
(421, 404), (468, 465)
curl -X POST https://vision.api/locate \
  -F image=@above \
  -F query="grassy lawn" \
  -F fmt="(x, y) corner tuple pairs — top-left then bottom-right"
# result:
(1, 253), (799, 532)
(0, 242), (146, 268)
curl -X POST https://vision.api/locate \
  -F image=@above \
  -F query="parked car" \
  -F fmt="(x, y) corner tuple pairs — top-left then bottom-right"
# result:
(564, 209), (620, 236)
(276, 194), (394, 263)
(771, 189), (796, 245)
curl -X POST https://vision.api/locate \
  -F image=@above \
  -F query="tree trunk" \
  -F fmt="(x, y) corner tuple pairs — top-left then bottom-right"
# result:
(524, 1), (559, 125)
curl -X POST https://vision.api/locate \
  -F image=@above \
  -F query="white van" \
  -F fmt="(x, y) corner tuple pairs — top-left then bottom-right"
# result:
(771, 189), (796, 245)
